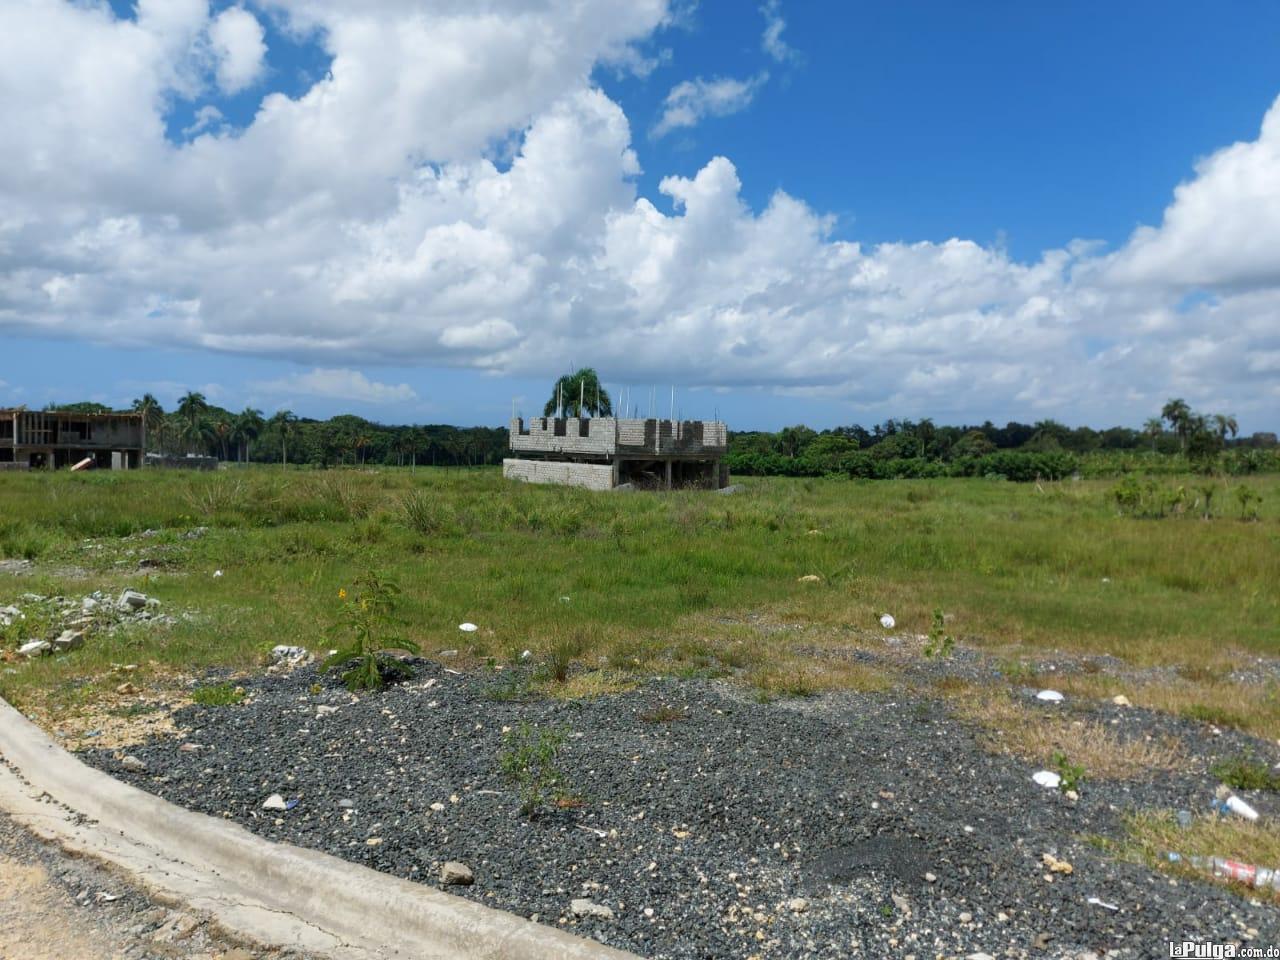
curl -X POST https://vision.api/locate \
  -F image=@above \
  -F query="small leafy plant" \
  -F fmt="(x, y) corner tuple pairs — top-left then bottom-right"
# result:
(639, 704), (687, 723)
(1211, 753), (1280, 792)
(323, 570), (419, 691)
(923, 609), (954, 659)
(1053, 751), (1086, 793)
(191, 682), (244, 707)
(1235, 486), (1262, 521)
(499, 722), (572, 817)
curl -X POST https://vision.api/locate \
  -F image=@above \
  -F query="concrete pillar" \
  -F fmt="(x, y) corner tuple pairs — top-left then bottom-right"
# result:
(665, 459), (672, 490)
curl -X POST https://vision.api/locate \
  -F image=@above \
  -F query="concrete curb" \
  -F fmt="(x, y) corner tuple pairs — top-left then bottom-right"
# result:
(0, 697), (638, 959)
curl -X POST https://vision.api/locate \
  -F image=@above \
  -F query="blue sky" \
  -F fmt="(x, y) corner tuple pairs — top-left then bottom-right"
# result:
(3, 0), (1279, 431)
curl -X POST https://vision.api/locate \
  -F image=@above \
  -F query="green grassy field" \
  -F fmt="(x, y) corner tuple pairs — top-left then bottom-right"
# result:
(1, 467), (1277, 726)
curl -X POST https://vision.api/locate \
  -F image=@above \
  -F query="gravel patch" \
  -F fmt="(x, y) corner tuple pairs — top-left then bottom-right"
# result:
(82, 662), (1280, 959)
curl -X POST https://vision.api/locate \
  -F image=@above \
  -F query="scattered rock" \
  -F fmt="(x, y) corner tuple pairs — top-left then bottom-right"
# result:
(1035, 690), (1064, 702)
(786, 897), (808, 913)
(316, 705), (339, 717)
(262, 794), (288, 811)
(715, 484), (743, 495)
(570, 898), (615, 920)
(429, 802), (446, 812)
(19, 640), (51, 658)
(1112, 695), (1132, 707)
(52, 629), (85, 652)
(440, 861), (475, 886)
(120, 755), (147, 773)
(271, 645), (308, 664)
(797, 574), (822, 583)
(116, 589), (149, 612)
(116, 682), (138, 696)
(1032, 770), (1062, 789)
(880, 614), (896, 629)
(1042, 853), (1074, 875)
(959, 911), (973, 923)
(458, 623), (478, 633)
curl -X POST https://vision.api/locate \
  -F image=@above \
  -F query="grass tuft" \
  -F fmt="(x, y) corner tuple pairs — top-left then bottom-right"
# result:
(190, 683), (244, 707)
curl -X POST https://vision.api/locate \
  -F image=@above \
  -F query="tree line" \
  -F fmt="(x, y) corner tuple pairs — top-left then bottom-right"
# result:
(43, 393), (1276, 480)
(45, 394), (507, 468)
(724, 401), (1277, 480)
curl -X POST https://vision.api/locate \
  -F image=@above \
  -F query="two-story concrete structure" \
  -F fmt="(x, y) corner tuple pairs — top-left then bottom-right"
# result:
(0, 409), (144, 470)
(503, 417), (728, 490)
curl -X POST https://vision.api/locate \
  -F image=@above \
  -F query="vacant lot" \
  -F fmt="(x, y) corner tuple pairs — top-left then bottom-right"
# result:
(2, 468), (1279, 957)
(2, 467), (1277, 708)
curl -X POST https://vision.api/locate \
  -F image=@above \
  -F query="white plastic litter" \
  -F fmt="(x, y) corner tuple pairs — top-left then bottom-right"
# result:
(1032, 770), (1062, 789)
(1036, 690), (1065, 702)
(213, 569), (223, 578)
(879, 614), (895, 629)
(458, 622), (478, 633)
(520, 650), (532, 660)
(1213, 786), (1260, 821)
(1086, 897), (1119, 911)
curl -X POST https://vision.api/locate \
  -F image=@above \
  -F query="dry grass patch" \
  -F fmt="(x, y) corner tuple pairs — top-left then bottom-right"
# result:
(953, 691), (1182, 780)
(746, 657), (889, 701)
(1101, 811), (1280, 902)
(541, 669), (636, 700)
(1053, 673), (1280, 740)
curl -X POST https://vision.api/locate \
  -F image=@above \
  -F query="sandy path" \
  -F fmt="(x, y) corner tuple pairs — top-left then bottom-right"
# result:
(0, 813), (277, 960)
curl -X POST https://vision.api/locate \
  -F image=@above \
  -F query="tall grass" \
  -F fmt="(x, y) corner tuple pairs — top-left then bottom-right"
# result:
(0, 468), (1277, 712)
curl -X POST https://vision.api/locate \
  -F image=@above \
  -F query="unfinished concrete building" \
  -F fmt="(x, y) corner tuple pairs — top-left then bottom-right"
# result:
(0, 409), (144, 470)
(503, 417), (729, 491)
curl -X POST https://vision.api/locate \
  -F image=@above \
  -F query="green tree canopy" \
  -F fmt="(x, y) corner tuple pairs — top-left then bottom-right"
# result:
(544, 368), (612, 417)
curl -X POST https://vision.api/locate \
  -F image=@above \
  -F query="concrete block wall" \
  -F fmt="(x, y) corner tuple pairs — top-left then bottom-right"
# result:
(503, 458), (616, 491)
(509, 417), (728, 457)
(509, 418), (617, 456)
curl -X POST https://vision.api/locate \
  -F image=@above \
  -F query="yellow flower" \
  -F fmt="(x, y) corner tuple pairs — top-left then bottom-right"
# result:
(360, 598), (369, 610)
(338, 588), (347, 600)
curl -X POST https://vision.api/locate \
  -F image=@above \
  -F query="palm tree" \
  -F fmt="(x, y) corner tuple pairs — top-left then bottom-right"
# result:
(1143, 417), (1163, 452)
(543, 368), (612, 418)
(270, 410), (296, 468)
(175, 391), (209, 454)
(234, 408), (264, 463)
(353, 433), (372, 465)
(213, 418), (232, 461)
(1212, 413), (1239, 442)
(131, 394), (165, 453)
(1161, 398), (1193, 453)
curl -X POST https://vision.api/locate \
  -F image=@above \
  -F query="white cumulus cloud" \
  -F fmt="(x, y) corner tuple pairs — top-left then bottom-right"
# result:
(255, 369), (417, 404)
(0, 0), (1277, 429)
(208, 6), (267, 94)
(652, 72), (768, 138)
